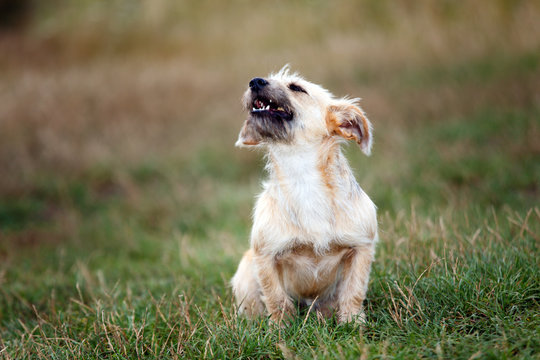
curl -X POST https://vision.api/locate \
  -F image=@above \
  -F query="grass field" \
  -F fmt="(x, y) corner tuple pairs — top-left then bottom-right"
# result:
(0, 1), (539, 358)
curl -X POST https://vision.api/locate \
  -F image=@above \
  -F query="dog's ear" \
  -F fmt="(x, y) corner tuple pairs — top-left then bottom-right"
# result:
(235, 118), (263, 147)
(326, 100), (373, 155)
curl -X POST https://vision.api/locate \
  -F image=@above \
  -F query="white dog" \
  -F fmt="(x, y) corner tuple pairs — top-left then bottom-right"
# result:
(231, 67), (377, 324)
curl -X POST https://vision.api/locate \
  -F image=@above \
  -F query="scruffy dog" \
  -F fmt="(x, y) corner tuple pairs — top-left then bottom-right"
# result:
(231, 67), (377, 324)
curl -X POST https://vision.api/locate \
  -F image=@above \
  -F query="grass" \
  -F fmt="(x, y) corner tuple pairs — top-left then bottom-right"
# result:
(1, 1), (539, 358)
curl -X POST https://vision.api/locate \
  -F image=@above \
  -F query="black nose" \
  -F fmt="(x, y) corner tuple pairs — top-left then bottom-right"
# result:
(249, 77), (269, 91)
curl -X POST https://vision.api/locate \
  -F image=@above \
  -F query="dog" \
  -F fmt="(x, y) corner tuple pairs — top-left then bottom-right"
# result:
(231, 66), (377, 324)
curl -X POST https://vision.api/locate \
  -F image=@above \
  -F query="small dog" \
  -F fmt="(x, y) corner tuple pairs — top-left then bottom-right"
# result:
(231, 67), (377, 324)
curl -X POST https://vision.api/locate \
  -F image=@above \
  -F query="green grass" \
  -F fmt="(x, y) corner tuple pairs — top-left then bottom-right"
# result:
(1, 1), (540, 358)
(1, 103), (538, 358)
(1, 191), (538, 358)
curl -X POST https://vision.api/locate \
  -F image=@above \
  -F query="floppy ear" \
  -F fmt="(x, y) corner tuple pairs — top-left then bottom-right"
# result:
(326, 100), (373, 155)
(235, 118), (263, 147)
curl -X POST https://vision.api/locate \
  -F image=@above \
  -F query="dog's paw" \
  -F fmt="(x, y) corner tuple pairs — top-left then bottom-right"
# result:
(268, 301), (296, 327)
(338, 310), (366, 325)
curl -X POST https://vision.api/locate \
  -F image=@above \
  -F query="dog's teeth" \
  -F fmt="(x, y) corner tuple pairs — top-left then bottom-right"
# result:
(265, 105), (270, 110)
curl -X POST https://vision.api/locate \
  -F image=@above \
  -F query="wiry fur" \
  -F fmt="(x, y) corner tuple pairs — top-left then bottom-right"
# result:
(231, 66), (377, 324)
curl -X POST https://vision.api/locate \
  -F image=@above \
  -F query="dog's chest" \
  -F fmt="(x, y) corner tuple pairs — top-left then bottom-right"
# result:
(252, 145), (377, 254)
(275, 244), (354, 301)
(268, 156), (337, 232)
(267, 169), (336, 238)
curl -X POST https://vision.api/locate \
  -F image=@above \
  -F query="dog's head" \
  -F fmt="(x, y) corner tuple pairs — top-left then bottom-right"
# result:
(235, 66), (373, 155)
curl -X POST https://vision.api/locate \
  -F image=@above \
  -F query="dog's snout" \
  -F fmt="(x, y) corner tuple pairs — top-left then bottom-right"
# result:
(249, 77), (269, 91)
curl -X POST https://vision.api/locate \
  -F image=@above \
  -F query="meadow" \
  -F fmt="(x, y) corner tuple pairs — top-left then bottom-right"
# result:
(0, 1), (539, 358)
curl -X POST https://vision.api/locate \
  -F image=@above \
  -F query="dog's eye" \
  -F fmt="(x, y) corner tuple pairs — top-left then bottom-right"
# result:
(288, 83), (307, 94)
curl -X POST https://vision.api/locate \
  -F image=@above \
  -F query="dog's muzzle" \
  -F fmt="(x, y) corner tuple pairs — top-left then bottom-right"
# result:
(236, 78), (295, 146)
(247, 78), (293, 122)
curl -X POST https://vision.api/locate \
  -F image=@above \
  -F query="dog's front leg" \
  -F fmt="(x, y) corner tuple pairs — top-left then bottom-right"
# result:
(255, 252), (295, 324)
(337, 245), (375, 323)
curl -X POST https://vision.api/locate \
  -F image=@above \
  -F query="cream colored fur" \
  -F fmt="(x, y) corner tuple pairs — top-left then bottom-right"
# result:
(231, 67), (377, 324)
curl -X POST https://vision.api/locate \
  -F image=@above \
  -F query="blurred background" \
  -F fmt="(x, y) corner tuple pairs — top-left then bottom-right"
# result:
(0, 1), (539, 356)
(0, 0), (539, 292)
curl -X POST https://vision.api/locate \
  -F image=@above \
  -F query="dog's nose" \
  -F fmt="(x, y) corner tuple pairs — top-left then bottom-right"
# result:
(249, 77), (269, 91)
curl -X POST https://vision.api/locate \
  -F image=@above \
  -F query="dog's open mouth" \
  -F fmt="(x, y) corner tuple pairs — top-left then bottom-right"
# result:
(251, 97), (293, 121)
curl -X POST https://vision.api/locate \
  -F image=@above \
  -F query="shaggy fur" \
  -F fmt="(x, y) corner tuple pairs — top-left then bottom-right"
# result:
(231, 66), (377, 324)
